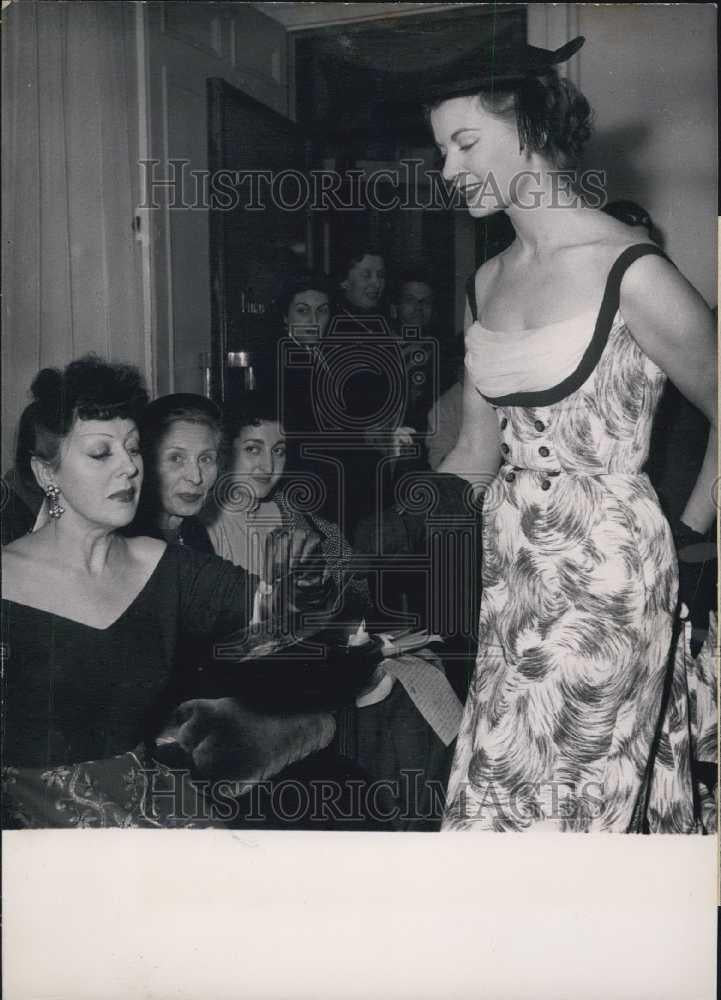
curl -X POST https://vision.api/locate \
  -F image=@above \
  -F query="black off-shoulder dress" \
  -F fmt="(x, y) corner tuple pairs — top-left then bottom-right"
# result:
(1, 545), (257, 771)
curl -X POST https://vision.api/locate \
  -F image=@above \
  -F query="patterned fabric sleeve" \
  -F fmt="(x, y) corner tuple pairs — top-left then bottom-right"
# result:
(1, 746), (224, 829)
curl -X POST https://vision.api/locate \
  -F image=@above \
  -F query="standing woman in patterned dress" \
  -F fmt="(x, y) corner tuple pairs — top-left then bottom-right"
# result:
(409, 37), (717, 831)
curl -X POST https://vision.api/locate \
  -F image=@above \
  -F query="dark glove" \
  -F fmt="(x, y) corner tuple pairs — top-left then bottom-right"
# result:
(421, 471), (485, 518)
(672, 519), (717, 656)
(262, 527), (335, 625)
(393, 470), (484, 526)
(170, 697), (337, 781)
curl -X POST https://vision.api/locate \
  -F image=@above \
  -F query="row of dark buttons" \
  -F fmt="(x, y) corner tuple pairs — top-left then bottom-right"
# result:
(500, 417), (546, 432)
(501, 443), (551, 457)
(505, 469), (561, 486)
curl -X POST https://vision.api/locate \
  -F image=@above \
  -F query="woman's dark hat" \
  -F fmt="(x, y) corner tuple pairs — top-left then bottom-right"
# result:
(386, 36), (585, 106)
(139, 393), (221, 432)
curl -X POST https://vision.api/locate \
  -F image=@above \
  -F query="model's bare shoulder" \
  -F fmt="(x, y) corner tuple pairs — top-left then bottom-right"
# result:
(573, 211), (656, 258)
(468, 252), (507, 316)
(553, 233), (656, 285)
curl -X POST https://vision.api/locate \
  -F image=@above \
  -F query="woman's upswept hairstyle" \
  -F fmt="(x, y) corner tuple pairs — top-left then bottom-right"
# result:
(26, 354), (148, 468)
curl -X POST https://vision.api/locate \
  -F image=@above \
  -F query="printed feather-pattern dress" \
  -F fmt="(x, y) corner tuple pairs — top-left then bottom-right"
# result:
(443, 243), (708, 833)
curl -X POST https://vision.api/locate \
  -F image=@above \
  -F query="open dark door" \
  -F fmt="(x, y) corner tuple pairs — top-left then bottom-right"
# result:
(208, 78), (306, 402)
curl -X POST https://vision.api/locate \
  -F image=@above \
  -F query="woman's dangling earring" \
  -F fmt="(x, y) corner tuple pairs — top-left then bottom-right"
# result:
(45, 484), (65, 519)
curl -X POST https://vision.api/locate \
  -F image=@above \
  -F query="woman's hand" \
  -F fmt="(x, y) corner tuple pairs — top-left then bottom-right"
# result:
(363, 424), (417, 458)
(259, 527), (334, 625)
(261, 526), (322, 586)
(391, 426), (417, 457)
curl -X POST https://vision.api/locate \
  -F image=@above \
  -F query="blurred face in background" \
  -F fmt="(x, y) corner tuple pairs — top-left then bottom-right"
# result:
(396, 281), (435, 332)
(341, 254), (386, 312)
(155, 419), (220, 527)
(230, 420), (287, 502)
(285, 290), (331, 344)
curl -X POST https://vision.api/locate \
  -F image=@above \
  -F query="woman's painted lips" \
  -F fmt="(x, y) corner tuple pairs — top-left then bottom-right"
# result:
(461, 182), (484, 199)
(108, 488), (136, 502)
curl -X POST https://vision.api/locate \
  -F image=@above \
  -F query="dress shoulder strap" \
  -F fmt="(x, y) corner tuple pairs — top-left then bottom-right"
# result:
(605, 243), (668, 302)
(465, 273), (478, 322)
(475, 242), (669, 409)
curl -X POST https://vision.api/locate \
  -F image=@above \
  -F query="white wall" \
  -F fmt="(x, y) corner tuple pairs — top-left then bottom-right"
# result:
(143, 2), (291, 397)
(532, 3), (717, 306)
(1, 0), (146, 468)
(1, 0), (293, 468)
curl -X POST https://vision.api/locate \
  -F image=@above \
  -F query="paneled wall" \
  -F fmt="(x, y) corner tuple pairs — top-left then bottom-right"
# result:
(4, 2), (713, 469)
(1, 0), (145, 467)
(1, 0), (290, 466)
(143, 1), (290, 397)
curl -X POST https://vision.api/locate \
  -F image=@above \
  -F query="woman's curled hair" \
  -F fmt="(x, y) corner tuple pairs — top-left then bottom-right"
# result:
(28, 355), (148, 466)
(222, 391), (283, 448)
(511, 71), (593, 169)
(429, 69), (593, 170)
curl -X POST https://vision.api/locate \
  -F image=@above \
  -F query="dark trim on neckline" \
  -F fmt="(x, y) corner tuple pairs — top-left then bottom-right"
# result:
(476, 243), (667, 408)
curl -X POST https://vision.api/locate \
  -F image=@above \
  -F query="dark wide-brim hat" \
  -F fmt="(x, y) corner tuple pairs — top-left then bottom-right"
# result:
(385, 36), (586, 107)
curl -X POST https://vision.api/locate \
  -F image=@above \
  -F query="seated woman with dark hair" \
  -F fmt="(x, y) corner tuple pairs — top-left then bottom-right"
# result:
(202, 390), (367, 622)
(1, 356), (336, 828)
(128, 393), (222, 552)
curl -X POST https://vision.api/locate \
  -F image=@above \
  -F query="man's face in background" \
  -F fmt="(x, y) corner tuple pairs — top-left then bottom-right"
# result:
(397, 281), (434, 332)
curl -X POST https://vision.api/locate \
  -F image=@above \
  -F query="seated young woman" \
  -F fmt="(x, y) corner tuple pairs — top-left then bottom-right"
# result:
(1, 356), (336, 828)
(201, 392), (418, 830)
(202, 393), (467, 831)
(202, 390), (368, 622)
